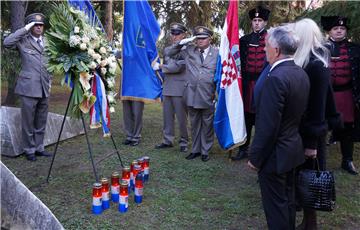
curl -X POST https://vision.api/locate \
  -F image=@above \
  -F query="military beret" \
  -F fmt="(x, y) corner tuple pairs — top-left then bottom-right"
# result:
(25, 13), (45, 25)
(170, 23), (187, 35)
(194, 26), (213, 38)
(249, 6), (270, 21)
(321, 16), (349, 31)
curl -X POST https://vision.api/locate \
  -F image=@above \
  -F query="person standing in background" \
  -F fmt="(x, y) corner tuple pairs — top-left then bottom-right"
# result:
(321, 16), (360, 175)
(154, 23), (189, 153)
(232, 6), (270, 161)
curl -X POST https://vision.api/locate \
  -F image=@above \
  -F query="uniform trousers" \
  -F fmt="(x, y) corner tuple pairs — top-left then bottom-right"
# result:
(20, 95), (48, 155)
(162, 95), (188, 147)
(258, 169), (296, 230)
(122, 100), (144, 142)
(188, 106), (214, 156)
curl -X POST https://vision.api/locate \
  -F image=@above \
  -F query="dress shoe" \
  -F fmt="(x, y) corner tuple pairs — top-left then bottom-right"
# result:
(185, 152), (201, 160)
(155, 143), (173, 149)
(341, 161), (358, 175)
(123, 139), (132, 145)
(26, 154), (37, 161)
(231, 149), (248, 161)
(35, 151), (52, 157)
(180, 146), (188, 153)
(201, 155), (210, 162)
(130, 140), (140, 146)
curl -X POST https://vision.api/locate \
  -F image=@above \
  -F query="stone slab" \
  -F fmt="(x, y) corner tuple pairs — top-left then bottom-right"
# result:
(1, 162), (64, 230)
(1, 106), (84, 156)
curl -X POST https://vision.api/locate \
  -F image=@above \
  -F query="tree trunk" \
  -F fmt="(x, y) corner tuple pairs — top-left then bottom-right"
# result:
(4, 1), (27, 106)
(103, 0), (113, 41)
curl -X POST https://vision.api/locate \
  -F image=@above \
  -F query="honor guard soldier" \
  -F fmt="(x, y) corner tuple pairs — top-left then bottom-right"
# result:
(3, 13), (52, 161)
(321, 16), (360, 175)
(153, 23), (189, 152)
(167, 26), (219, 162)
(232, 6), (271, 161)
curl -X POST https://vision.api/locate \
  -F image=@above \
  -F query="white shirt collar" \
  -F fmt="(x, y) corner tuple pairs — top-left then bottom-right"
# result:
(200, 46), (210, 58)
(270, 58), (294, 72)
(31, 35), (43, 42)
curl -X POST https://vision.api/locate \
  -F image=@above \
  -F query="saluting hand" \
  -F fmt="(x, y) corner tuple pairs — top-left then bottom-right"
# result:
(179, 36), (196, 45)
(24, 22), (36, 31)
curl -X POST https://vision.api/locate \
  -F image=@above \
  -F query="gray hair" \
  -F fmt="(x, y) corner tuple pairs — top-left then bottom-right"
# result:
(267, 26), (300, 56)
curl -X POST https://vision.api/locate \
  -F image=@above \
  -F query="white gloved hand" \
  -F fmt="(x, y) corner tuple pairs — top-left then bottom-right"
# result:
(152, 62), (160, 71)
(24, 22), (36, 31)
(179, 36), (196, 45)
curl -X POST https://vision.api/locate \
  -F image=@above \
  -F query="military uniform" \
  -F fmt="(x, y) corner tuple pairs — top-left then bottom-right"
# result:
(3, 13), (51, 160)
(167, 26), (219, 161)
(233, 6), (270, 160)
(322, 16), (360, 175)
(156, 23), (189, 151)
(122, 100), (144, 146)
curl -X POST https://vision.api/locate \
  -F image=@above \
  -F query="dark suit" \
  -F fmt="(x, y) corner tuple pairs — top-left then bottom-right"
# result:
(249, 60), (310, 230)
(3, 28), (51, 156)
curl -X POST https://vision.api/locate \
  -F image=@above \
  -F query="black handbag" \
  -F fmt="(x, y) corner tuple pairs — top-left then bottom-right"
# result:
(296, 159), (336, 211)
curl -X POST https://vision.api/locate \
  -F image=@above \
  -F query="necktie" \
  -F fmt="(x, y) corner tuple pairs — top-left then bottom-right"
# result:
(37, 39), (43, 50)
(200, 49), (204, 63)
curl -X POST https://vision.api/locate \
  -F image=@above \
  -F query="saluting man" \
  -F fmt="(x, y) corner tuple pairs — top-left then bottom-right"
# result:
(321, 16), (360, 175)
(154, 23), (189, 153)
(4, 13), (52, 161)
(167, 26), (219, 162)
(232, 6), (270, 161)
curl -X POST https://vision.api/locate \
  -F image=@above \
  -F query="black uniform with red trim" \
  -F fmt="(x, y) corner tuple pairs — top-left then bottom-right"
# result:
(328, 38), (360, 141)
(322, 15), (360, 175)
(240, 29), (267, 114)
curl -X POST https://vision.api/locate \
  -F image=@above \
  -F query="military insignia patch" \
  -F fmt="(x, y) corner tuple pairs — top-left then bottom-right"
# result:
(36, 15), (42, 21)
(339, 20), (343, 25)
(136, 26), (146, 48)
(255, 12), (259, 17)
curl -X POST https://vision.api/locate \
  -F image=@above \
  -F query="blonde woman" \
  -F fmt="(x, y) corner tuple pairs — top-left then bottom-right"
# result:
(292, 18), (333, 230)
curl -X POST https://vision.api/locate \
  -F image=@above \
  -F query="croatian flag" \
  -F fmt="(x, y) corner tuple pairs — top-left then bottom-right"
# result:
(90, 73), (111, 137)
(214, 0), (247, 150)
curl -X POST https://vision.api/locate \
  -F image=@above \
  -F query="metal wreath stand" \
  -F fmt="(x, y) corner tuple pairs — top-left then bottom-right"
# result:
(46, 78), (124, 183)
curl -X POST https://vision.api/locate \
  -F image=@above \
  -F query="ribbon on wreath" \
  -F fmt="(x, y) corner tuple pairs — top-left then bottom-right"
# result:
(89, 71), (111, 137)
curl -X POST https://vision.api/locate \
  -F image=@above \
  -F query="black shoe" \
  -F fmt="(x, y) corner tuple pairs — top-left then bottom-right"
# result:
(35, 151), (52, 157)
(201, 155), (210, 162)
(180, 146), (188, 153)
(231, 149), (248, 161)
(130, 140), (140, 146)
(123, 139), (132, 145)
(341, 161), (358, 175)
(186, 152), (201, 160)
(155, 143), (173, 149)
(26, 154), (37, 161)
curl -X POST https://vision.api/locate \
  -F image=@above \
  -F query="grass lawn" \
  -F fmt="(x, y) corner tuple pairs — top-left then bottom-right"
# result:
(1, 79), (360, 230)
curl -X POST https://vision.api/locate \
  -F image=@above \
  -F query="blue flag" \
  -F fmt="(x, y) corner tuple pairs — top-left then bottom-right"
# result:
(68, 0), (104, 31)
(122, 0), (162, 102)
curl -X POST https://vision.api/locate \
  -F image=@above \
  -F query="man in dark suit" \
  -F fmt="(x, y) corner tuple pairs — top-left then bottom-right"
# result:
(232, 6), (270, 161)
(4, 13), (52, 161)
(167, 26), (219, 162)
(154, 23), (189, 153)
(248, 26), (310, 229)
